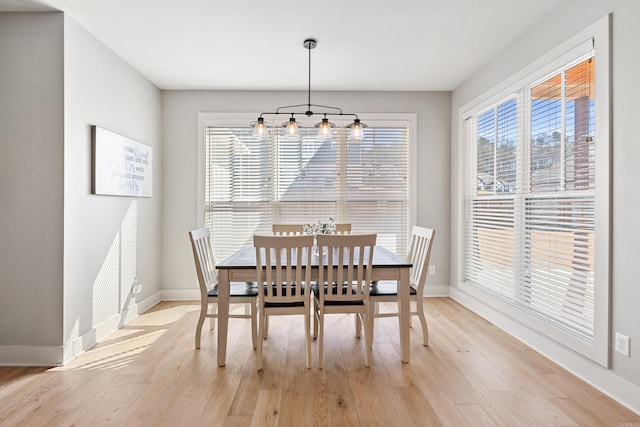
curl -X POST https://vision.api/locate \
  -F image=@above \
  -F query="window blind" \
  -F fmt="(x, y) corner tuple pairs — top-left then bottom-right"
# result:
(465, 52), (598, 346)
(205, 122), (410, 260)
(523, 55), (596, 340)
(345, 127), (409, 252)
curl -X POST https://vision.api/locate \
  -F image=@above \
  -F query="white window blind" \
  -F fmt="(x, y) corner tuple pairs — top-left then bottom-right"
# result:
(205, 121), (410, 260)
(524, 55), (596, 341)
(464, 48), (605, 359)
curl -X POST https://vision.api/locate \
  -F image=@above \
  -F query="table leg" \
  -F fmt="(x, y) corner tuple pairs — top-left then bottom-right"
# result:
(399, 267), (410, 363)
(217, 269), (230, 367)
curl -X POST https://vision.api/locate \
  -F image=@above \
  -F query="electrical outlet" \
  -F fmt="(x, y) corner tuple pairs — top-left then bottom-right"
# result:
(428, 265), (436, 275)
(615, 332), (630, 357)
(132, 279), (143, 295)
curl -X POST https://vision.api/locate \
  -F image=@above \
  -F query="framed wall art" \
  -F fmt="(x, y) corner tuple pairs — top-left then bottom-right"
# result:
(91, 126), (152, 197)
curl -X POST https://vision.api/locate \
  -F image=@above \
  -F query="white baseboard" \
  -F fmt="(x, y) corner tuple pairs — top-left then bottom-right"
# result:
(0, 345), (63, 366)
(423, 284), (450, 297)
(137, 290), (163, 312)
(449, 287), (640, 416)
(161, 288), (199, 301)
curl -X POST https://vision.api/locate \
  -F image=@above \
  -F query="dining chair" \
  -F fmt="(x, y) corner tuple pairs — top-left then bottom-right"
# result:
(334, 223), (352, 234)
(253, 234), (314, 370)
(189, 228), (258, 350)
(271, 224), (304, 235)
(313, 233), (376, 368)
(369, 226), (435, 346)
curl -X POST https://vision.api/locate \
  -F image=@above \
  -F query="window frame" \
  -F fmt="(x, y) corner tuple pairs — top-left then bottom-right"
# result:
(457, 15), (610, 366)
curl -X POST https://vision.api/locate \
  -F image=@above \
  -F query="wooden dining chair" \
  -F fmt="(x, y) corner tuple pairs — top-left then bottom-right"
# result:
(189, 228), (258, 350)
(313, 233), (377, 368)
(253, 234), (314, 370)
(334, 223), (352, 234)
(271, 224), (304, 235)
(369, 226), (435, 346)
(273, 223), (351, 235)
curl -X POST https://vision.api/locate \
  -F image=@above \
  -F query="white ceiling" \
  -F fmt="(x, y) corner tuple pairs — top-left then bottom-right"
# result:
(1, 0), (571, 91)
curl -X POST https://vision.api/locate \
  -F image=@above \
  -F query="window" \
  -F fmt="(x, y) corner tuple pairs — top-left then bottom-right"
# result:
(200, 115), (414, 260)
(462, 27), (610, 366)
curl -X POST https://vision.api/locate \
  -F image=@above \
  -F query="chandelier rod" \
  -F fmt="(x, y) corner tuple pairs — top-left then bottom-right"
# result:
(307, 38), (312, 115)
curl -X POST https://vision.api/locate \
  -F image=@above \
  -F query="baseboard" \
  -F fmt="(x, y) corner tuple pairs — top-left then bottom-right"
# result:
(422, 284), (450, 297)
(161, 288), (200, 301)
(449, 287), (640, 416)
(0, 345), (63, 366)
(137, 290), (163, 313)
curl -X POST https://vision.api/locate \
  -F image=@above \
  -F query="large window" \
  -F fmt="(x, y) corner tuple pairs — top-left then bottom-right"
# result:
(462, 29), (610, 366)
(200, 115), (413, 260)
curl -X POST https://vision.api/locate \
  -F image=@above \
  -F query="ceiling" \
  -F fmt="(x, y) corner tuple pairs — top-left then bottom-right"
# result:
(1, 0), (572, 91)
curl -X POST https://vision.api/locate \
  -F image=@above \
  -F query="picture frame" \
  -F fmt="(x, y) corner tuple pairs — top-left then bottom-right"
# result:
(91, 126), (153, 197)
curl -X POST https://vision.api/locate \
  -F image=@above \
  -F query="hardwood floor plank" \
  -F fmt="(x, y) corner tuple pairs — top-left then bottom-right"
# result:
(251, 389), (281, 426)
(0, 298), (637, 426)
(456, 404), (499, 427)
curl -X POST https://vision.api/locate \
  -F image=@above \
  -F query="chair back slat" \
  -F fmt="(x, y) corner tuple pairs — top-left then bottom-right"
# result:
(189, 228), (218, 298)
(316, 234), (376, 304)
(254, 235), (314, 304)
(334, 223), (352, 234)
(272, 224), (304, 235)
(406, 226), (435, 290)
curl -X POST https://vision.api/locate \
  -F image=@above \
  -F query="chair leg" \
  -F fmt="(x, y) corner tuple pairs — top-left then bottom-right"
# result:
(416, 297), (429, 346)
(313, 300), (319, 339)
(263, 315), (269, 340)
(195, 300), (207, 349)
(304, 306), (312, 369)
(318, 311), (325, 369)
(257, 309), (266, 370)
(368, 305), (375, 350)
(310, 296), (315, 339)
(363, 307), (373, 367)
(250, 300), (258, 350)
(210, 303), (217, 331)
(354, 313), (362, 338)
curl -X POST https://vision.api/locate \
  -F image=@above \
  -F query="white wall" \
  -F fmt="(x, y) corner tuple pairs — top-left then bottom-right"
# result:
(62, 16), (163, 363)
(0, 12), (65, 364)
(451, 0), (640, 412)
(161, 91), (451, 298)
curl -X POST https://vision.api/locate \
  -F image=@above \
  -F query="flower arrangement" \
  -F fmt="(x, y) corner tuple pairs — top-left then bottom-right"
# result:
(303, 218), (336, 235)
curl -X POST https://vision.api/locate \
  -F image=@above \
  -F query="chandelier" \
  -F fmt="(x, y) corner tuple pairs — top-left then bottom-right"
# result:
(252, 38), (367, 142)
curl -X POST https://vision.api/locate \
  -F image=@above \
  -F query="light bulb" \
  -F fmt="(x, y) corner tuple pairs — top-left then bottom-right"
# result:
(316, 118), (332, 140)
(252, 117), (269, 141)
(283, 117), (300, 140)
(349, 119), (365, 142)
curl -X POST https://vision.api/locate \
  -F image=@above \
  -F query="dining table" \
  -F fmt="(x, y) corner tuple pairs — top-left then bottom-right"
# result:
(214, 244), (412, 366)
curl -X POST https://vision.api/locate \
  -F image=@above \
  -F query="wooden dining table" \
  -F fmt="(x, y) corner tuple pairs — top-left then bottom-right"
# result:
(214, 244), (412, 366)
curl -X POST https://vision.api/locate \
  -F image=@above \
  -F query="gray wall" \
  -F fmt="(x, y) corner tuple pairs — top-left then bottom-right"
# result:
(0, 12), (162, 365)
(451, 0), (640, 410)
(161, 90), (451, 297)
(0, 12), (64, 363)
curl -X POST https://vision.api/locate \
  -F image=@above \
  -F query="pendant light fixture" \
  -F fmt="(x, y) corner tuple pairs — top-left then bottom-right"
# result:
(251, 38), (367, 142)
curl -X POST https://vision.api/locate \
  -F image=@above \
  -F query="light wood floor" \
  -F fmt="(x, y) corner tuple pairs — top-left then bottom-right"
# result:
(1, 298), (638, 426)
